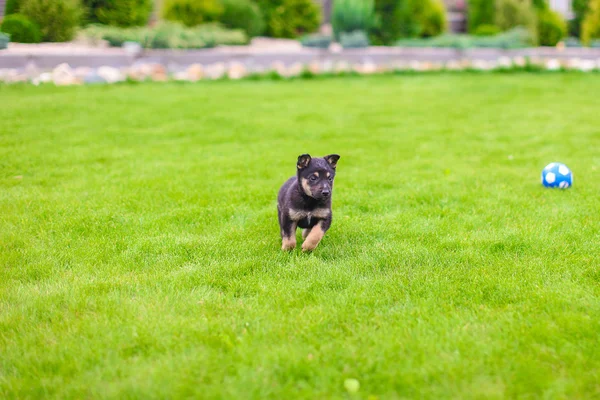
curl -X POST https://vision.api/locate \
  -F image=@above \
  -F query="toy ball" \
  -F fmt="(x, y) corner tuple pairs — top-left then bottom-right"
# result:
(541, 162), (573, 189)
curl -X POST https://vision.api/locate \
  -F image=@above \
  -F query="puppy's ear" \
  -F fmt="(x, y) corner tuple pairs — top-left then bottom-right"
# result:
(324, 154), (340, 169)
(297, 154), (311, 170)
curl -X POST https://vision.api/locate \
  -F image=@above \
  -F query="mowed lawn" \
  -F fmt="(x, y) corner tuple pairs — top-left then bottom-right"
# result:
(1, 74), (599, 399)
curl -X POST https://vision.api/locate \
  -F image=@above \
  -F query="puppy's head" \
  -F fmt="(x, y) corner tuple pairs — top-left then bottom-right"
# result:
(297, 154), (340, 200)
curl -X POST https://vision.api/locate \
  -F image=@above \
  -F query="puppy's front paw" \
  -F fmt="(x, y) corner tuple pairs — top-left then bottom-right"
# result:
(281, 238), (296, 251)
(301, 240), (319, 252)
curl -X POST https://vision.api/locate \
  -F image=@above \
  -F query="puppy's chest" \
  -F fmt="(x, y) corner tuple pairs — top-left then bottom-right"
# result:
(288, 208), (330, 222)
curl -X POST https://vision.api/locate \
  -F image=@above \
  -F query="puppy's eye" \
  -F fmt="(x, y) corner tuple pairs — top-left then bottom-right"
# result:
(328, 177), (333, 182)
(309, 175), (318, 182)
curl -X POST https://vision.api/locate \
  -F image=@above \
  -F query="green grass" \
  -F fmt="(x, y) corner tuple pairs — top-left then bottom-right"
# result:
(1, 74), (600, 399)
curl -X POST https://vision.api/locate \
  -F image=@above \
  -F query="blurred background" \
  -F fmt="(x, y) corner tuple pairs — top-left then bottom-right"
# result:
(0, 0), (598, 83)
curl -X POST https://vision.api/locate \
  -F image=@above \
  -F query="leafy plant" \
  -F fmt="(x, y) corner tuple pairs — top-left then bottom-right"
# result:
(369, 0), (401, 45)
(332, 0), (374, 40)
(396, 0), (447, 38)
(20, 0), (82, 42)
(396, 27), (534, 49)
(92, 0), (153, 27)
(256, 0), (321, 38)
(495, 0), (537, 42)
(340, 30), (370, 47)
(300, 33), (332, 48)
(582, 0), (600, 44)
(537, 8), (566, 46)
(162, 0), (224, 27)
(468, 0), (495, 33)
(570, 0), (590, 37)
(0, 13), (42, 43)
(473, 24), (502, 36)
(220, 0), (265, 37)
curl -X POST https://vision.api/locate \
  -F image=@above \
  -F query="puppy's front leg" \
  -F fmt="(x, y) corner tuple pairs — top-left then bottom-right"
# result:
(302, 219), (330, 252)
(280, 216), (298, 251)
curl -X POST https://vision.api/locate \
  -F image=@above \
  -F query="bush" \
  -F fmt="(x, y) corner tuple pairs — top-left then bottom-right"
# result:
(582, 0), (600, 44)
(0, 14), (42, 43)
(396, 27), (534, 49)
(340, 30), (369, 47)
(332, 0), (374, 40)
(162, 0), (223, 27)
(537, 8), (566, 46)
(220, 0), (265, 37)
(495, 0), (537, 41)
(300, 33), (332, 48)
(473, 24), (501, 36)
(4, 0), (21, 15)
(468, 0), (495, 33)
(257, 0), (321, 38)
(82, 22), (247, 49)
(86, 0), (153, 27)
(396, 0), (447, 38)
(531, 0), (548, 10)
(369, 0), (401, 45)
(0, 32), (9, 49)
(570, 0), (590, 37)
(20, 0), (82, 42)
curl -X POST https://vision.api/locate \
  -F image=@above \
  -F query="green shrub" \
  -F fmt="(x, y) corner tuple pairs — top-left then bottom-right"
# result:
(495, 0), (537, 41)
(81, 22), (247, 49)
(396, 27), (534, 49)
(300, 33), (332, 48)
(5, 0), (21, 15)
(340, 30), (370, 47)
(0, 32), (9, 49)
(83, 0), (153, 27)
(257, 0), (321, 38)
(332, 0), (374, 40)
(20, 0), (82, 42)
(570, 0), (590, 37)
(369, 0), (401, 45)
(162, 0), (224, 27)
(396, 0), (447, 38)
(531, 0), (548, 10)
(0, 14), (42, 43)
(468, 0), (495, 33)
(537, 8), (566, 46)
(582, 0), (600, 44)
(473, 24), (501, 36)
(220, 0), (265, 37)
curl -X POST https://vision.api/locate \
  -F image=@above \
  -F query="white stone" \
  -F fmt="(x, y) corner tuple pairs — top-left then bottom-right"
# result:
(227, 62), (247, 79)
(52, 63), (78, 86)
(497, 57), (512, 68)
(545, 59), (561, 71)
(579, 59), (596, 72)
(97, 66), (123, 83)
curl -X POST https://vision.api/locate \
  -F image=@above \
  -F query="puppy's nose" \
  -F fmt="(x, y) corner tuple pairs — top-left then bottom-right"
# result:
(322, 189), (331, 197)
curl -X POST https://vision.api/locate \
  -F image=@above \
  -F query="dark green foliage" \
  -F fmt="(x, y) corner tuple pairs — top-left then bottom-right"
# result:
(570, 0), (590, 37)
(473, 24), (502, 36)
(396, 27), (534, 48)
(300, 33), (332, 48)
(468, 0), (495, 33)
(20, 0), (82, 42)
(220, 0), (265, 37)
(89, 0), (153, 27)
(332, 0), (374, 40)
(495, 0), (537, 33)
(340, 29), (369, 47)
(162, 0), (224, 27)
(537, 8), (566, 46)
(82, 22), (247, 49)
(531, 0), (548, 9)
(257, 0), (321, 38)
(0, 13), (42, 43)
(369, 0), (400, 45)
(5, 0), (21, 15)
(396, 0), (447, 38)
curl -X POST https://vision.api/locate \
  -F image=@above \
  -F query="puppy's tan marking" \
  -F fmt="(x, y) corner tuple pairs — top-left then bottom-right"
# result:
(302, 221), (325, 252)
(326, 172), (331, 178)
(312, 172), (319, 178)
(289, 208), (330, 221)
(301, 178), (313, 197)
(282, 236), (296, 251)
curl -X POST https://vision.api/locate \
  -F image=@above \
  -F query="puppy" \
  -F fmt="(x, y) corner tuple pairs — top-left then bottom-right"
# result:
(277, 154), (340, 251)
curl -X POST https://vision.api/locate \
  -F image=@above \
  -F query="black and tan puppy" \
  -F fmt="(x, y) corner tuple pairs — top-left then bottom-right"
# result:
(277, 154), (340, 251)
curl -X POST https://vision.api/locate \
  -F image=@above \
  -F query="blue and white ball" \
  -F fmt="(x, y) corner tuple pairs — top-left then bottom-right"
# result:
(541, 162), (573, 189)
